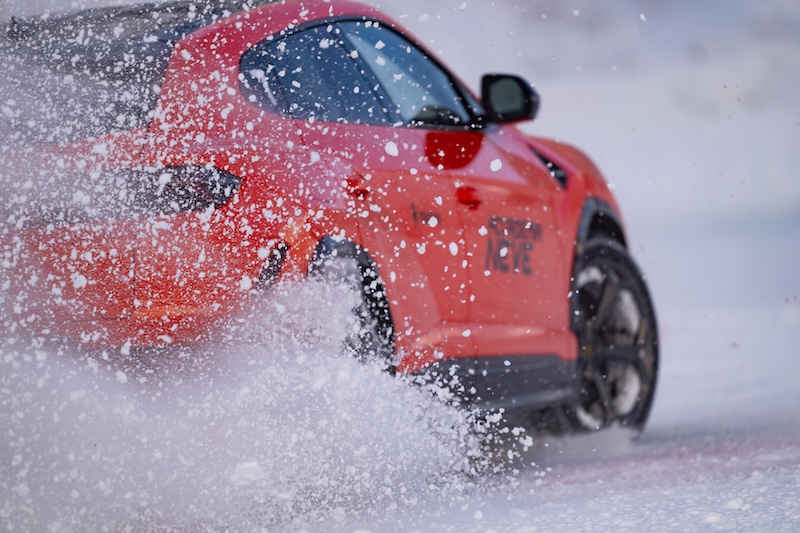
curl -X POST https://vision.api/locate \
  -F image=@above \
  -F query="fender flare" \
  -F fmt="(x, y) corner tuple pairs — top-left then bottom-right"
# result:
(576, 197), (627, 251)
(309, 236), (396, 358)
(570, 200), (628, 335)
(309, 236), (376, 275)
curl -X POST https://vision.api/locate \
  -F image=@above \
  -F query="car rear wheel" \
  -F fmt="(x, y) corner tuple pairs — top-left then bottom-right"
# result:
(568, 238), (659, 431)
(312, 248), (395, 367)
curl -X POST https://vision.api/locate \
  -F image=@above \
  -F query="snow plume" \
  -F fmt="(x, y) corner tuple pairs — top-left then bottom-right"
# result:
(0, 278), (528, 531)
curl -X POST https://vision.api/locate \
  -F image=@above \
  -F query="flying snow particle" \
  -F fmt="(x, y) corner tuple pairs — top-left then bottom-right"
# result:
(72, 190), (91, 205)
(239, 276), (253, 291)
(449, 242), (459, 256)
(91, 143), (108, 156)
(14, 484), (30, 498)
(331, 507), (347, 523)
(230, 462), (265, 487)
(490, 159), (503, 172)
(115, 371), (128, 384)
(72, 274), (88, 290)
(725, 498), (748, 510)
(385, 141), (399, 157)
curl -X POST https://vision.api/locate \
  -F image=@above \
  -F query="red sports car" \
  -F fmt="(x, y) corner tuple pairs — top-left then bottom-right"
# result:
(1, 0), (658, 431)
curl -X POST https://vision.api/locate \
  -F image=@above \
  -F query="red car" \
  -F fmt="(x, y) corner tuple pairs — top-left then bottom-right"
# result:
(1, 0), (657, 431)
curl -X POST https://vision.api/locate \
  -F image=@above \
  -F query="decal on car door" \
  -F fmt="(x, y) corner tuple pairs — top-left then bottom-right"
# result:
(484, 216), (542, 276)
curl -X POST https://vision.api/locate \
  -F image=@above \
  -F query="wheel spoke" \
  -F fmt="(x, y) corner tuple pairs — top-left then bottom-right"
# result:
(585, 270), (620, 340)
(594, 340), (653, 390)
(587, 361), (614, 425)
(635, 316), (656, 379)
(594, 344), (643, 366)
(636, 315), (652, 347)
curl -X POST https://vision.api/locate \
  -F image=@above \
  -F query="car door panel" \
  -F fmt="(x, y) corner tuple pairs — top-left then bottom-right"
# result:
(458, 128), (574, 359)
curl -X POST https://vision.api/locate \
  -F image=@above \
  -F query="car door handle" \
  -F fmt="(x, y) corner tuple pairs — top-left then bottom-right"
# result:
(456, 185), (481, 210)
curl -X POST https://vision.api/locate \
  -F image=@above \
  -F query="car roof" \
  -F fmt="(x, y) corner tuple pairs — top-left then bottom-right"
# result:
(4, 0), (279, 49)
(5, 0), (276, 42)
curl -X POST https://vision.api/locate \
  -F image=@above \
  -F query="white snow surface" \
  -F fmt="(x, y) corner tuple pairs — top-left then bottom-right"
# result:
(2, 0), (800, 531)
(1, 282), (504, 530)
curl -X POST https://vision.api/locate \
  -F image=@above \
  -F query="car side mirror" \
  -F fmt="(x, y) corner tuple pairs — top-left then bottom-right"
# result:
(481, 74), (540, 124)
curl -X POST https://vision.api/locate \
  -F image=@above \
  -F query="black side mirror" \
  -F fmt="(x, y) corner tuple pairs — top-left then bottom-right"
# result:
(481, 74), (540, 124)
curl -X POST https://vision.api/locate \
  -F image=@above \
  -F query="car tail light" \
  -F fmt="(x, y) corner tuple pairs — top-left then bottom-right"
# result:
(14, 166), (242, 226)
(133, 166), (242, 214)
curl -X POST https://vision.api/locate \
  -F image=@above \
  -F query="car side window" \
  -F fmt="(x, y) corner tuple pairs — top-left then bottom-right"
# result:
(339, 21), (474, 127)
(240, 25), (390, 125)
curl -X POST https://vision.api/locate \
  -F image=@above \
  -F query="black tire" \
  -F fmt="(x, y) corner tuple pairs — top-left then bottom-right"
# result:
(567, 238), (659, 431)
(312, 246), (395, 367)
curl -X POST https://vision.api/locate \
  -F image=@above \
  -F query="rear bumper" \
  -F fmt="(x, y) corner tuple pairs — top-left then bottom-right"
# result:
(418, 354), (579, 413)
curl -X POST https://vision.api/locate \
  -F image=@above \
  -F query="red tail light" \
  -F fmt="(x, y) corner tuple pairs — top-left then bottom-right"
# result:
(18, 166), (243, 225)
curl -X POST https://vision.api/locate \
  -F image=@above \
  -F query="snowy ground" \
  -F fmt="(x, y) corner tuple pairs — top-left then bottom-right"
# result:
(2, 0), (800, 531)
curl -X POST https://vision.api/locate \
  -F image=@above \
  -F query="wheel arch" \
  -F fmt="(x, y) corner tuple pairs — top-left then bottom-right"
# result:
(309, 236), (396, 358)
(577, 198), (627, 250)
(571, 199), (628, 336)
(309, 236), (375, 274)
